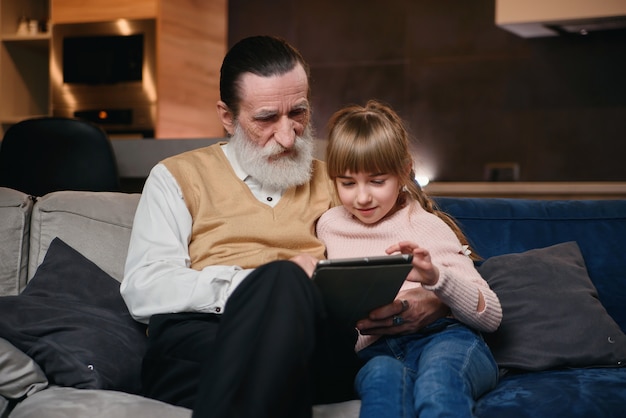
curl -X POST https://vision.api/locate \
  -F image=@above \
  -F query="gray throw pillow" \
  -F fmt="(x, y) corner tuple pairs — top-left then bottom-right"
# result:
(0, 238), (147, 393)
(0, 338), (48, 399)
(479, 241), (626, 371)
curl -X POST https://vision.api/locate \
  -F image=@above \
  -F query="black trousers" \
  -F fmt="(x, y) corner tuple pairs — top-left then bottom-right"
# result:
(141, 260), (362, 418)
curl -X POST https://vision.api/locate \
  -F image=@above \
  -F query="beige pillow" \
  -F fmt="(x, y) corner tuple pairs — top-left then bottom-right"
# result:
(0, 337), (48, 399)
(0, 187), (33, 295)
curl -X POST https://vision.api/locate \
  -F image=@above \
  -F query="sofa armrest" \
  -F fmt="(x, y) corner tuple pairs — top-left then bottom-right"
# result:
(0, 187), (33, 295)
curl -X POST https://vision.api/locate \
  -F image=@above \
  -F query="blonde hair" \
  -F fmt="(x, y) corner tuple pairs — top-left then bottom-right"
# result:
(326, 100), (477, 259)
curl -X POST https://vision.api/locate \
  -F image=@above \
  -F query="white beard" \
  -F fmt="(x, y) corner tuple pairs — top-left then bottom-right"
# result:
(229, 123), (315, 190)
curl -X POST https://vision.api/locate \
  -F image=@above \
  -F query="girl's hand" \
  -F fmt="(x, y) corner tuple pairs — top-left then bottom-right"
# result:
(386, 241), (439, 286)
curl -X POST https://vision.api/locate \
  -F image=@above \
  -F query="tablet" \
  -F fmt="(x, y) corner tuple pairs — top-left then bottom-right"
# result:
(312, 254), (413, 327)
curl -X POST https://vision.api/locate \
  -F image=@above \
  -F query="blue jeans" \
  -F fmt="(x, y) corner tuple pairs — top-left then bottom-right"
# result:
(355, 318), (498, 418)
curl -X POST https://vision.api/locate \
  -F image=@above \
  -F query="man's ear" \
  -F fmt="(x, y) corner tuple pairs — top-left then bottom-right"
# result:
(217, 101), (235, 135)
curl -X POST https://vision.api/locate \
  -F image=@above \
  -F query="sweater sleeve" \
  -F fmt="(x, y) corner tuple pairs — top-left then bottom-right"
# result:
(416, 213), (502, 333)
(317, 204), (502, 333)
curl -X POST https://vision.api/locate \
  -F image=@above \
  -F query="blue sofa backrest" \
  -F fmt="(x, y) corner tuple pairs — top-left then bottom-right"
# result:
(434, 197), (626, 333)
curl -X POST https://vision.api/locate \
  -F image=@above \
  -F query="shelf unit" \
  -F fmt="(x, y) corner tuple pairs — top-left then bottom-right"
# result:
(0, 0), (50, 135)
(1, 0), (226, 139)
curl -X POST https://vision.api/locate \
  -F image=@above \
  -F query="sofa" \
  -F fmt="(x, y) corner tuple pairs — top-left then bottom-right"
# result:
(0, 185), (625, 418)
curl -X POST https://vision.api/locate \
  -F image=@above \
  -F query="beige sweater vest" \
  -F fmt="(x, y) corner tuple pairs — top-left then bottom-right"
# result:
(162, 143), (336, 270)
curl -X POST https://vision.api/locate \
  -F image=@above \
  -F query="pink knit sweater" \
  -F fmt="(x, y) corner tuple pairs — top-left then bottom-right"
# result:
(316, 202), (502, 351)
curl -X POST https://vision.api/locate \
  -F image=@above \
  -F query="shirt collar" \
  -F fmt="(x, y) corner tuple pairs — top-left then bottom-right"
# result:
(221, 142), (248, 182)
(221, 142), (284, 206)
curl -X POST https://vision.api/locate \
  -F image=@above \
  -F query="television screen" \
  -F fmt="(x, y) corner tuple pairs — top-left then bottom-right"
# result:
(63, 34), (144, 84)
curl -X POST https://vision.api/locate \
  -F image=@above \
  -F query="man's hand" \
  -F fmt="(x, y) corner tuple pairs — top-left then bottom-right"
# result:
(356, 286), (449, 335)
(289, 253), (319, 278)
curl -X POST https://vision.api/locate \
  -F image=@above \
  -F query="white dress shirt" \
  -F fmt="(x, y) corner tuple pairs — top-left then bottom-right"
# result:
(120, 143), (286, 323)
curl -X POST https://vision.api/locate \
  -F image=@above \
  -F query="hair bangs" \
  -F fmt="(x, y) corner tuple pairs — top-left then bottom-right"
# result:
(327, 125), (399, 178)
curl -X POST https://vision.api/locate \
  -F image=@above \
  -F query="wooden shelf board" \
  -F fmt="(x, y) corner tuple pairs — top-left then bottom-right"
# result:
(424, 182), (626, 200)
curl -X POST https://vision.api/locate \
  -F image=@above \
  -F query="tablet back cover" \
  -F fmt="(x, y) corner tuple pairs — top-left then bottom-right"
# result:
(313, 257), (412, 327)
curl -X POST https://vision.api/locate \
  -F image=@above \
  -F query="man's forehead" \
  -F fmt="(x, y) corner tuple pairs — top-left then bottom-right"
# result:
(238, 65), (309, 110)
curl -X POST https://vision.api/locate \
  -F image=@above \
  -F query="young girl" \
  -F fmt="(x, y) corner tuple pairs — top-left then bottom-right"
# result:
(316, 100), (502, 418)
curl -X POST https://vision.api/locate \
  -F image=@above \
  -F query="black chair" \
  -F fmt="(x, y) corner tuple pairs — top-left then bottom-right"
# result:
(0, 117), (121, 196)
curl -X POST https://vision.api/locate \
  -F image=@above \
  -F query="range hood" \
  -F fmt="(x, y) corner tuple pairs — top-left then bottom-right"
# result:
(496, 0), (626, 37)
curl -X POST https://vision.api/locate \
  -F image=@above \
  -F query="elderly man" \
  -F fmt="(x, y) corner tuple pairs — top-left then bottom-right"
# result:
(121, 35), (448, 418)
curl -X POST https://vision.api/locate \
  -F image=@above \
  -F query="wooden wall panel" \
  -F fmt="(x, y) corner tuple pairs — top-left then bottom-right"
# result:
(156, 0), (226, 138)
(228, 0), (626, 182)
(51, 0), (157, 23)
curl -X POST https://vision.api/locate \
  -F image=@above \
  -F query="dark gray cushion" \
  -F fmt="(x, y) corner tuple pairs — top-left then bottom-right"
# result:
(479, 241), (626, 371)
(0, 238), (146, 393)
